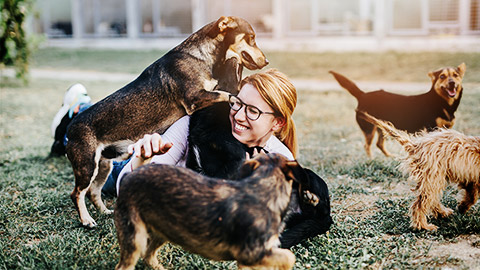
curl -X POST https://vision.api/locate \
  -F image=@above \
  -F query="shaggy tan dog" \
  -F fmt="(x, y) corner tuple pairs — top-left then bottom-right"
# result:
(357, 110), (480, 231)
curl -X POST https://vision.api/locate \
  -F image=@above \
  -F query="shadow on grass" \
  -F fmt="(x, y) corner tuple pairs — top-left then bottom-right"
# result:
(374, 194), (480, 239)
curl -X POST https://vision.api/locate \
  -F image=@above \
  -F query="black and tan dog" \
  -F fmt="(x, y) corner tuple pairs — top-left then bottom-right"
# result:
(330, 63), (466, 157)
(115, 153), (313, 270)
(358, 110), (480, 231)
(66, 16), (268, 228)
(186, 102), (333, 248)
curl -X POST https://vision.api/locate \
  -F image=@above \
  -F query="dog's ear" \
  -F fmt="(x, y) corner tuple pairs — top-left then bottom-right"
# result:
(282, 160), (308, 185)
(457, 63), (466, 78)
(236, 159), (261, 179)
(428, 69), (443, 83)
(208, 16), (238, 38)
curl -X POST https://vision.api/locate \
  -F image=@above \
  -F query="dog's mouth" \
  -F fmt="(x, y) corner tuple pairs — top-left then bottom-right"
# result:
(241, 51), (268, 70)
(443, 86), (457, 97)
(241, 51), (258, 70)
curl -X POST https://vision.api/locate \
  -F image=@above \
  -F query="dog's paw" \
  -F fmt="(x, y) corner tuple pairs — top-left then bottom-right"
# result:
(423, 223), (438, 231)
(81, 215), (98, 229)
(440, 207), (454, 217)
(302, 190), (319, 206)
(103, 209), (114, 215)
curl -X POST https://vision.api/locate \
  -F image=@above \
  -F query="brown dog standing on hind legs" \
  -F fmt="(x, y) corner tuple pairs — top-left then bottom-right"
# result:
(357, 110), (480, 231)
(66, 16), (268, 228)
(329, 63), (466, 157)
(114, 153), (313, 270)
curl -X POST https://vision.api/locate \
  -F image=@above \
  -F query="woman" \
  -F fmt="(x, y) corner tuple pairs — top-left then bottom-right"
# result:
(113, 68), (298, 195)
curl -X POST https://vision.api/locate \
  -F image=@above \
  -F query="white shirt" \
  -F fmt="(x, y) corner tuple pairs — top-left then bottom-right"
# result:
(116, 115), (293, 195)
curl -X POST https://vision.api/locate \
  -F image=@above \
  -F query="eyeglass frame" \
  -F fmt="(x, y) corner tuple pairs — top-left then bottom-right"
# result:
(228, 94), (277, 121)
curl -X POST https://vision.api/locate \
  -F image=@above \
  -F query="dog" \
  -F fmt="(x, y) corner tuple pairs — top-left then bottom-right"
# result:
(279, 168), (332, 248)
(186, 102), (333, 248)
(65, 16), (268, 228)
(186, 54), (245, 179)
(330, 63), (466, 157)
(115, 153), (316, 270)
(357, 110), (480, 231)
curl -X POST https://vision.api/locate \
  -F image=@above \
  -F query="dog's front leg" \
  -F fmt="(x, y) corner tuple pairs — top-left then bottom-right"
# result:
(238, 248), (295, 270)
(183, 89), (230, 115)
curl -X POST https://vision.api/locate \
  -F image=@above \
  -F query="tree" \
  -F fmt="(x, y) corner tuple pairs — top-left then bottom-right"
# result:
(0, 0), (33, 84)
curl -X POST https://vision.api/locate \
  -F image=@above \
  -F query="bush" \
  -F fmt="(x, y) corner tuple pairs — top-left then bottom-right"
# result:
(0, 0), (33, 84)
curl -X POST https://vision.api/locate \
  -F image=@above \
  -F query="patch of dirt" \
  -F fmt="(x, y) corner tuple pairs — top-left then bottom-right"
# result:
(331, 193), (380, 220)
(424, 235), (480, 269)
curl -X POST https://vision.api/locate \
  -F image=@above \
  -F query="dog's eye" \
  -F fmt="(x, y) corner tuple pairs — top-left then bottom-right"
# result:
(249, 34), (255, 45)
(440, 74), (446, 79)
(453, 73), (458, 78)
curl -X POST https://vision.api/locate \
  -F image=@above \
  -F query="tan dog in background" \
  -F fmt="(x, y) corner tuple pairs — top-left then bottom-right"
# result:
(358, 110), (480, 231)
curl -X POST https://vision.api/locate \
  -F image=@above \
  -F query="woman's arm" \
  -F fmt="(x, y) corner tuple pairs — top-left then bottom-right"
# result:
(116, 116), (190, 194)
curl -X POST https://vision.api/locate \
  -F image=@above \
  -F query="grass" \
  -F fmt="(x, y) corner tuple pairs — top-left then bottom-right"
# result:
(1, 49), (480, 269)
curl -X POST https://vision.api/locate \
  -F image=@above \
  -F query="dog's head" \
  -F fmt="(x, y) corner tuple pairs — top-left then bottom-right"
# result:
(428, 63), (466, 104)
(237, 153), (308, 187)
(208, 16), (268, 71)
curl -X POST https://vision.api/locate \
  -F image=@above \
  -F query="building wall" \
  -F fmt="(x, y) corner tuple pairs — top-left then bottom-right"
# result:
(32, 0), (480, 39)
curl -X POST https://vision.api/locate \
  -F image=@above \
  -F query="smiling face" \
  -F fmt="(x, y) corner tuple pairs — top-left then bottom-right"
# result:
(229, 83), (284, 147)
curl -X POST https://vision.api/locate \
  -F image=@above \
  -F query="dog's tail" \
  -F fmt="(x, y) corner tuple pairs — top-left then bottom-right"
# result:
(101, 141), (133, 160)
(329, 71), (364, 99)
(356, 110), (415, 153)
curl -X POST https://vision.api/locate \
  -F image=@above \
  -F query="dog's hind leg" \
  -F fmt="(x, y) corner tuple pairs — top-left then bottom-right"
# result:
(144, 236), (166, 270)
(67, 141), (100, 228)
(115, 211), (149, 270)
(376, 129), (391, 157)
(362, 129), (375, 158)
(357, 117), (376, 157)
(87, 158), (113, 214)
(458, 182), (479, 214)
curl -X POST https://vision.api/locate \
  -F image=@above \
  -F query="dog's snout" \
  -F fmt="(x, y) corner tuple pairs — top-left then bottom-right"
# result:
(448, 80), (456, 88)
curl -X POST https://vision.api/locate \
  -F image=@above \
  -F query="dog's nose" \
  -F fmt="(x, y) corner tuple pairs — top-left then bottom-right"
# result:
(449, 80), (456, 88)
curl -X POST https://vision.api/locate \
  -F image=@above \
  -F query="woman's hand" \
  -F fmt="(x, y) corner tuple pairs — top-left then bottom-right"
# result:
(128, 133), (173, 158)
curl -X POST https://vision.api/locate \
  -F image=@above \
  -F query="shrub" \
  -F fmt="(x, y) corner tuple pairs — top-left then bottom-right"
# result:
(0, 0), (33, 84)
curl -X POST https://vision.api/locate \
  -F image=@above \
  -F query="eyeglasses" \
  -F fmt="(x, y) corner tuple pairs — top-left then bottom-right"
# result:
(228, 95), (276, 121)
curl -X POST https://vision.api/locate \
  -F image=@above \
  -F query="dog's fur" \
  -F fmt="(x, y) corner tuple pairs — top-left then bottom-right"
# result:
(186, 102), (333, 247)
(358, 110), (480, 231)
(330, 63), (466, 157)
(114, 153), (313, 270)
(186, 55), (245, 179)
(279, 168), (332, 248)
(185, 57), (333, 247)
(65, 16), (268, 228)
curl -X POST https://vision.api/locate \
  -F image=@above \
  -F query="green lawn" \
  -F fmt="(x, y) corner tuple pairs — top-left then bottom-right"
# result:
(1, 49), (479, 269)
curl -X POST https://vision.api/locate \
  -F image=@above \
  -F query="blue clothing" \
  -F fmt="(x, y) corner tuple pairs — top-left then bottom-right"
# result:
(102, 159), (130, 197)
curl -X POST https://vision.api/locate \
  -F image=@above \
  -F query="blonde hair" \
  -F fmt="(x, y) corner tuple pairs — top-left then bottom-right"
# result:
(240, 68), (298, 158)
